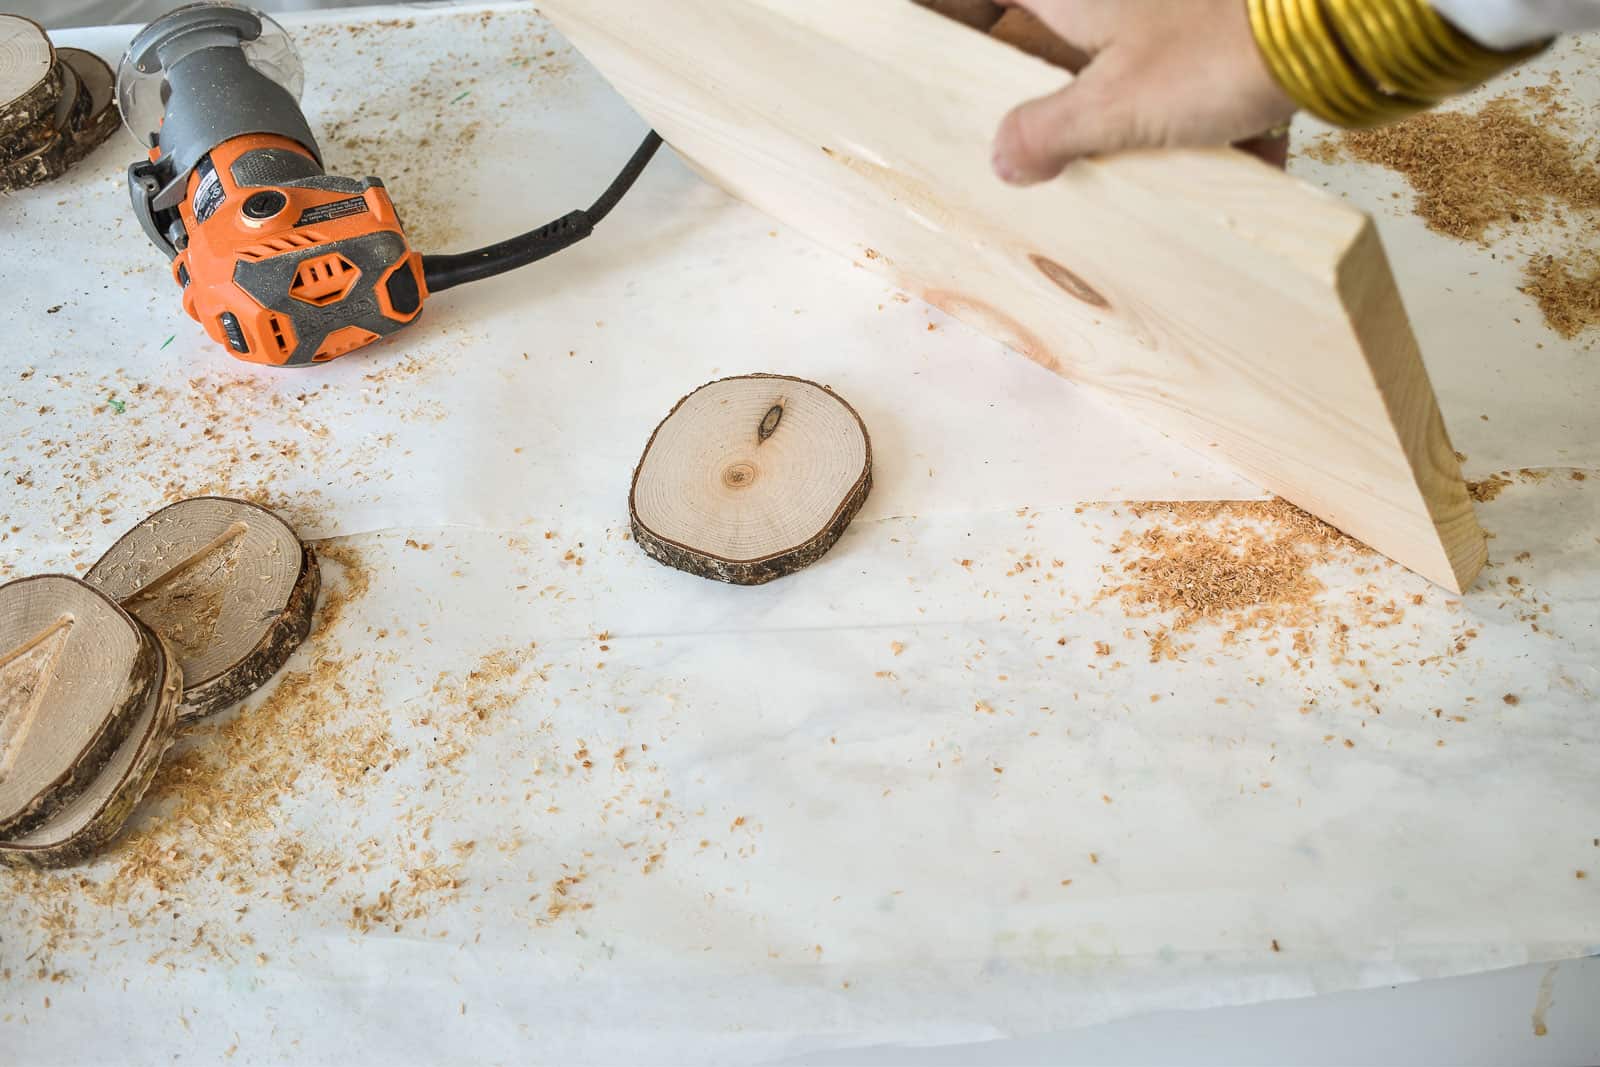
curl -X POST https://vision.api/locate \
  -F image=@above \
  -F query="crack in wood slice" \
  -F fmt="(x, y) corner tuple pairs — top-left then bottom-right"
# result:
(0, 575), (160, 838)
(0, 630), (181, 869)
(86, 497), (319, 720)
(0, 14), (59, 135)
(630, 374), (872, 585)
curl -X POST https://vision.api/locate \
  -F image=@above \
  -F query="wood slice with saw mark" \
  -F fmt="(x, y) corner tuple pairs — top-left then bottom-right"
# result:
(0, 575), (163, 839)
(0, 630), (180, 869)
(86, 497), (319, 720)
(59, 47), (118, 165)
(0, 14), (61, 135)
(630, 374), (872, 585)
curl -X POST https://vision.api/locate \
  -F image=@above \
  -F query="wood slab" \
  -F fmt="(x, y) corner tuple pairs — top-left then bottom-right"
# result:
(0, 14), (60, 133)
(0, 631), (180, 869)
(86, 498), (319, 720)
(539, 0), (1488, 591)
(631, 374), (872, 584)
(0, 575), (161, 838)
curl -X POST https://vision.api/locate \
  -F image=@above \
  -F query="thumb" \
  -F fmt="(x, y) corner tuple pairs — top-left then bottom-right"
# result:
(992, 58), (1134, 184)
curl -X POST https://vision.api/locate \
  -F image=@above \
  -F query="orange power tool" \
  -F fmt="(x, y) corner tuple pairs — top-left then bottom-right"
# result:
(122, 2), (659, 368)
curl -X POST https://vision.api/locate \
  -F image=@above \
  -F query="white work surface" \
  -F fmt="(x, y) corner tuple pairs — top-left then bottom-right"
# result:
(1, 4), (1597, 1064)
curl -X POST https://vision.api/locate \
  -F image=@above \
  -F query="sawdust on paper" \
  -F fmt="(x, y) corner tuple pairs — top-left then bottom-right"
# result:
(1335, 87), (1600, 243)
(0, 349), (457, 580)
(1091, 499), (1377, 666)
(2, 530), (689, 980)
(308, 9), (576, 252)
(1305, 79), (1600, 338)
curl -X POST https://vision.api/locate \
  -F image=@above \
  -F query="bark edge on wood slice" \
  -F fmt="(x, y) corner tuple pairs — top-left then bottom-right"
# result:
(86, 497), (320, 720)
(0, 14), (61, 135)
(0, 45), (75, 164)
(630, 374), (872, 585)
(0, 632), (181, 869)
(0, 575), (162, 839)
(58, 48), (118, 165)
(0, 130), (70, 190)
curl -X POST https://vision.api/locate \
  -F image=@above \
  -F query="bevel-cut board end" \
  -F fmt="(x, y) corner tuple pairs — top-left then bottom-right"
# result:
(540, 0), (1486, 591)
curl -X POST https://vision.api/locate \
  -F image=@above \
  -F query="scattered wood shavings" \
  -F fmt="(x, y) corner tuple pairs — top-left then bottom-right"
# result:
(1313, 81), (1600, 337)
(1336, 90), (1600, 244)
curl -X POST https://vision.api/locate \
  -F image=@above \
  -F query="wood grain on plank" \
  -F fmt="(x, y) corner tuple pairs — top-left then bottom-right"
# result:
(539, 0), (1486, 590)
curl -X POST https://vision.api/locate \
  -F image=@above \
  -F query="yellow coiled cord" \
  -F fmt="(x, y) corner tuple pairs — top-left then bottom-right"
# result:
(1248, 0), (1549, 127)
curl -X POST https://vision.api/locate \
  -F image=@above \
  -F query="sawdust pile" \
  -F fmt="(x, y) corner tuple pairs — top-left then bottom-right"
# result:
(1520, 250), (1600, 338)
(1467, 472), (1514, 502)
(1091, 499), (1403, 666)
(1311, 82), (1600, 338)
(1102, 501), (1356, 629)
(1338, 92), (1600, 243)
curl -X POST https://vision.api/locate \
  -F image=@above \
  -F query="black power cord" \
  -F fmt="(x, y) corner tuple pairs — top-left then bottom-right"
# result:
(421, 130), (664, 294)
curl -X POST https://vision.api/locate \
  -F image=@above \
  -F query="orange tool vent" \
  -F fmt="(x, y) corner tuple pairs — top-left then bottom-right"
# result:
(265, 313), (294, 359)
(313, 325), (379, 361)
(289, 253), (360, 306)
(238, 232), (321, 261)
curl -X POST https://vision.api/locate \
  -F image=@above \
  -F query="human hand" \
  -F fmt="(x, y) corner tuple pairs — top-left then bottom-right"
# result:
(990, 0), (1297, 184)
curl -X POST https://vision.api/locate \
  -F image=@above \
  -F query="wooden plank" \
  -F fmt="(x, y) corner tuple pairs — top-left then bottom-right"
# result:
(540, 0), (1488, 591)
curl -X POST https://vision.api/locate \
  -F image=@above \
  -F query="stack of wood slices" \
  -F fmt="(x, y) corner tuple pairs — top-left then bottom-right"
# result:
(1, 15), (119, 192)
(0, 498), (319, 867)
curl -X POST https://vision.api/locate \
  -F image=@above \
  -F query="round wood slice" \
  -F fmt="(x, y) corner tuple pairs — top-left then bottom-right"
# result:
(0, 575), (161, 839)
(59, 47), (117, 165)
(0, 632), (180, 869)
(85, 497), (319, 720)
(0, 15), (61, 134)
(630, 374), (872, 585)
(0, 49), (74, 164)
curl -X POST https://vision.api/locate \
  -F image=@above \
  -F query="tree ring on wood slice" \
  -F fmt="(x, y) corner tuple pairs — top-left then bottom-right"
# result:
(0, 15), (61, 135)
(0, 575), (163, 839)
(630, 374), (872, 585)
(58, 48), (117, 165)
(0, 631), (180, 869)
(85, 497), (320, 720)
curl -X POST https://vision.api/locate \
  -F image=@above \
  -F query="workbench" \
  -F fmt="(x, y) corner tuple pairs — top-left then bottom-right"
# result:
(0, 3), (1596, 1063)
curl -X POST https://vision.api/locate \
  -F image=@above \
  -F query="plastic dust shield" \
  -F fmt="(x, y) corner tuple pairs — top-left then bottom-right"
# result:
(116, 1), (304, 148)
